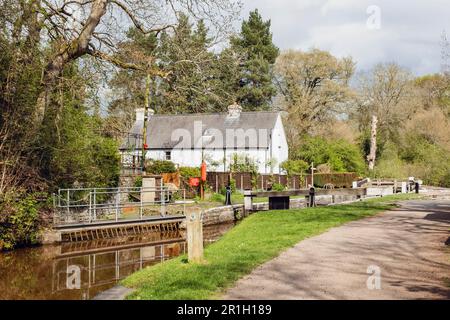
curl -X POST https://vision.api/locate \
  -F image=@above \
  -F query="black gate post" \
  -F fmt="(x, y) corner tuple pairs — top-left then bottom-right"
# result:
(309, 187), (316, 207)
(415, 182), (420, 194)
(225, 185), (232, 206)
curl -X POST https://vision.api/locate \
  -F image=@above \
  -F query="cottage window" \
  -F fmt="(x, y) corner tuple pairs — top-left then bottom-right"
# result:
(165, 151), (171, 160)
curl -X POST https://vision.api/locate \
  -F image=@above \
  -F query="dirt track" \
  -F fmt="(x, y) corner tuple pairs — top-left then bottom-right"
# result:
(224, 200), (450, 300)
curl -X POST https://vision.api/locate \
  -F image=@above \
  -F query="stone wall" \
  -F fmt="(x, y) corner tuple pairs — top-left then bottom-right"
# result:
(201, 205), (245, 226)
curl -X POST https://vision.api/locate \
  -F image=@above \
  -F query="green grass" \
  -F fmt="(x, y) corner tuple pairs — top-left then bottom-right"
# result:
(122, 194), (420, 300)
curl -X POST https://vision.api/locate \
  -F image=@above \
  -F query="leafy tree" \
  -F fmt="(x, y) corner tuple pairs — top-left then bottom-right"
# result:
(37, 63), (120, 190)
(231, 9), (279, 110)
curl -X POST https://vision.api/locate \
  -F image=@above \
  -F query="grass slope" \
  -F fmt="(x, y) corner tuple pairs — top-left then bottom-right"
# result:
(122, 194), (418, 300)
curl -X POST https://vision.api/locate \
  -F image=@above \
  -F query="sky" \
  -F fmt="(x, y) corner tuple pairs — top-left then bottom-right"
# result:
(239, 0), (450, 75)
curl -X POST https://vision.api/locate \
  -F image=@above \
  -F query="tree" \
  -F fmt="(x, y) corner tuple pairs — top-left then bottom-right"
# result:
(274, 49), (355, 148)
(355, 63), (415, 169)
(231, 9), (279, 110)
(28, 0), (239, 126)
(106, 13), (242, 131)
(104, 28), (159, 138)
(156, 14), (229, 114)
(0, 0), (240, 193)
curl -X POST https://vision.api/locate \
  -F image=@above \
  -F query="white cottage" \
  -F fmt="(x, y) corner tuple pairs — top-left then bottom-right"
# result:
(120, 104), (289, 174)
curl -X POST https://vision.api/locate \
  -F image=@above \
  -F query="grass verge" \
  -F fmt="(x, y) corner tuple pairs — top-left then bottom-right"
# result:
(122, 194), (419, 300)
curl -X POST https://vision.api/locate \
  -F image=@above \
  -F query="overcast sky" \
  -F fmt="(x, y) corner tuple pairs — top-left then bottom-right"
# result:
(238, 0), (450, 75)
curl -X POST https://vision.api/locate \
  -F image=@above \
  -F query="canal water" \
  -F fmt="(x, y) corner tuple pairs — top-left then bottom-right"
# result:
(0, 223), (235, 300)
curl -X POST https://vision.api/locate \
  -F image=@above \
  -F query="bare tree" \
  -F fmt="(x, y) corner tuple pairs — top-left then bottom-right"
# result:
(355, 63), (415, 169)
(356, 63), (415, 135)
(0, 0), (240, 193)
(274, 49), (355, 149)
(0, 0), (240, 126)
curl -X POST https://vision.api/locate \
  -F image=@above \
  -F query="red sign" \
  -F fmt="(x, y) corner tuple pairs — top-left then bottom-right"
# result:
(201, 162), (207, 182)
(189, 177), (200, 187)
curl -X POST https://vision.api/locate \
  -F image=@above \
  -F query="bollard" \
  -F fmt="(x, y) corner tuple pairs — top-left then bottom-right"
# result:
(225, 185), (232, 206)
(415, 182), (420, 194)
(186, 212), (204, 263)
(308, 187), (316, 207)
(244, 189), (253, 212)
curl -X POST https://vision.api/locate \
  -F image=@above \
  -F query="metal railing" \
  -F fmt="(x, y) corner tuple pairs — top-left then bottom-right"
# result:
(53, 186), (187, 226)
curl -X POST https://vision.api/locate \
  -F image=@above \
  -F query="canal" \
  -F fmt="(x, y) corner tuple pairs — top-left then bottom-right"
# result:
(0, 223), (235, 300)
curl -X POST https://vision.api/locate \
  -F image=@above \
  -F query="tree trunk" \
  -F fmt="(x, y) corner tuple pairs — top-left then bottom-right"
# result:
(367, 115), (378, 171)
(34, 0), (109, 124)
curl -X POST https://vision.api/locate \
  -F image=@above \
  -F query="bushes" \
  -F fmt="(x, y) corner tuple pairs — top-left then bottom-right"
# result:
(312, 173), (359, 188)
(179, 167), (201, 178)
(372, 136), (450, 187)
(292, 136), (366, 174)
(229, 153), (259, 174)
(271, 183), (286, 191)
(280, 159), (309, 176)
(145, 160), (176, 174)
(0, 193), (43, 250)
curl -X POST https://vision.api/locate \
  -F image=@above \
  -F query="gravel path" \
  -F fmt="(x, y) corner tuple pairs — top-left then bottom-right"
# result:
(224, 200), (450, 300)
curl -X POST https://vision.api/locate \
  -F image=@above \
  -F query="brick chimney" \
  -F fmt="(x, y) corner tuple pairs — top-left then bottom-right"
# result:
(227, 102), (242, 118)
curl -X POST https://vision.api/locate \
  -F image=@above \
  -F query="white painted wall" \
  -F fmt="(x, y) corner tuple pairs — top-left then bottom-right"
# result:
(144, 149), (272, 173)
(269, 114), (289, 174)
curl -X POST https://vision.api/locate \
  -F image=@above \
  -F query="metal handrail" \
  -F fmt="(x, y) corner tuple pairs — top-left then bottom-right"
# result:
(53, 186), (187, 225)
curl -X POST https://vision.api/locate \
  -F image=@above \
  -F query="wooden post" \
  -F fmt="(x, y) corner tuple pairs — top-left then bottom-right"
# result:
(310, 162), (316, 187)
(186, 212), (204, 263)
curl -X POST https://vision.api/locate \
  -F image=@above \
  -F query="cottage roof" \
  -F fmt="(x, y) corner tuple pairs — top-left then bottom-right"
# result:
(120, 111), (280, 150)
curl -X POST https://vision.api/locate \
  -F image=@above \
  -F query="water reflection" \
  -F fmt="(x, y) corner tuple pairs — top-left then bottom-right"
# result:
(0, 223), (235, 300)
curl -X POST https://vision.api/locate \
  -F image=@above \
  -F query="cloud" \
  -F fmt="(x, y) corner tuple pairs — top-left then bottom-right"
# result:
(240, 0), (450, 75)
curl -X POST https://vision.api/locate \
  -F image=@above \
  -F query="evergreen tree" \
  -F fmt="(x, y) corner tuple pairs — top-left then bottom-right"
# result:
(231, 9), (279, 110)
(157, 14), (227, 114)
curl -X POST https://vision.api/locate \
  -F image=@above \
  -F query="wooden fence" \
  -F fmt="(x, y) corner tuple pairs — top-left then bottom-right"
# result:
(161, 171), (359, 196)
(206, 172), (359, 192)
(206, 172), (306, 193)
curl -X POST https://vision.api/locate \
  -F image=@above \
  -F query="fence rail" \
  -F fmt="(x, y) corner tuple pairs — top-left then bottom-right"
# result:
(53, 186), (187, 226)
